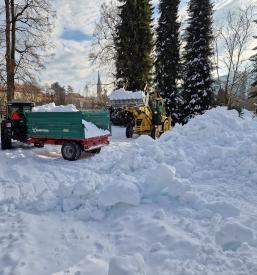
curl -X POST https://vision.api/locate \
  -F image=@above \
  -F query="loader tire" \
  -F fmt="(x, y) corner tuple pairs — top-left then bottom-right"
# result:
(1, 126), (12, 150)
(151, 126), (160, 140)
(61, 141), (81, 161)
(126, 125), (134, 138)
(163, 119), (170, 133)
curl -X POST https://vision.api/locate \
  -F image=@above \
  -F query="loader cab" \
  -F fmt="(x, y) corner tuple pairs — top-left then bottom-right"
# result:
(7, 101), (34, 120)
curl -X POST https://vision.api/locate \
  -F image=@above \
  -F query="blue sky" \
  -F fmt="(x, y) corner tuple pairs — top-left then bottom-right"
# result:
(61, 29), (92, 42)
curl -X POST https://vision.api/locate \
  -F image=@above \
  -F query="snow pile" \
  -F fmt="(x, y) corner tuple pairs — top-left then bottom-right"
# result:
(32, 102), (78, 112)
(2, 107), (257, 275)
(109, 88), (145, 100)
(82, 120), (110, 138)
(108, 254), (146, 275)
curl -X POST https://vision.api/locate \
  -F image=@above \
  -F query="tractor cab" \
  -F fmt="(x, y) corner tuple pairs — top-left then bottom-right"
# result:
(7, 100), (34, 120)
(1, 100), (34, 149)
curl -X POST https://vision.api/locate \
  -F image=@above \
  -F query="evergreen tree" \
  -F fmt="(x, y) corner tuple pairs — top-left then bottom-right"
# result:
(182, 0), (214, 123)
(251, 19), (257, 89)
(155, 0), (181, 124)
(115, 0), (154, 91)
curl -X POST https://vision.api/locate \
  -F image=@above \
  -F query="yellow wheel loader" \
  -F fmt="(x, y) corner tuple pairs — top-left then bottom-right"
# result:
(109, 89), (172, 139)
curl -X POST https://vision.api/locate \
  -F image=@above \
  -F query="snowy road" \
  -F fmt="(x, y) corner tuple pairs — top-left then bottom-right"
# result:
(1, 109), (257, 275)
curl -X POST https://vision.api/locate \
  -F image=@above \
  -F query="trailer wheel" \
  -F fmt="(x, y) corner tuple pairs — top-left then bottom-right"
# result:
(61, 141), (81, 161)
(88, 148), (101, 154)
(74, 142), (82, 160)
(126, 125), (134, 138)
(1, 125), (12, 150)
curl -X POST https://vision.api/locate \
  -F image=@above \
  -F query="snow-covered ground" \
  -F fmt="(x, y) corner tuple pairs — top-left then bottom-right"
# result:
(1, 107), (257, 275)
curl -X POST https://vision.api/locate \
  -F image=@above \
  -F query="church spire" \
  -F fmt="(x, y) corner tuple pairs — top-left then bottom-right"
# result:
(97, 71), (102, 98)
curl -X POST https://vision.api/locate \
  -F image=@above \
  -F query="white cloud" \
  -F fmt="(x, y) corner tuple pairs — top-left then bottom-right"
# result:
(39, 0), (257, 93)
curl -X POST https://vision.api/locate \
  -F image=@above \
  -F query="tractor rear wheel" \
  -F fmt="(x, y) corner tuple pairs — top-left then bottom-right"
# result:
(1, 125), (12, 150)
(126, 125), (134, 138)
(61, 141), (81, 161)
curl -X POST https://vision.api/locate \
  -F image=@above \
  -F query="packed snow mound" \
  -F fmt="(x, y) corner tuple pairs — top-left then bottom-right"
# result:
(2, 107), (257, 275)
(32, 102), (78, 112)
(82, 120), (110, 138)
(215, 221), (255, 251)
(108, 254), (146, 275)
(109, 88), (145, 100)
(54, 256), (108, 275)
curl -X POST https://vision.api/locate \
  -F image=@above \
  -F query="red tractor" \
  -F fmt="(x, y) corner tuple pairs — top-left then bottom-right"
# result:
(1, 100), (34, 150)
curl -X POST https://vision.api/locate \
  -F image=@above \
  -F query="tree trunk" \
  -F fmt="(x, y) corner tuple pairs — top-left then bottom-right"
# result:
(5, 0), (15, 102)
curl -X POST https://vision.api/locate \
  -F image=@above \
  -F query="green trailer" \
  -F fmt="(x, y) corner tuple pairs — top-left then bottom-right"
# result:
(25, 111), (110, 161)
(1, 101), (111, 161)
(25, 111), (111, 140)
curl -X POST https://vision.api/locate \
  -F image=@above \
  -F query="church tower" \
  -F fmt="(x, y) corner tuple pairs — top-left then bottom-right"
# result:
(97, 71), (103, 98)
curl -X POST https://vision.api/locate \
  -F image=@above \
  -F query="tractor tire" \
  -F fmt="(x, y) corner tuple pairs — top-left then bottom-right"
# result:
(163, 119), (170, 133)
(151, 126), (161, 140)
(61, 141), (81, 161)
(1, 126), (12, 150)
(88, 148), (101, 154)
(126, 125), (134, 138)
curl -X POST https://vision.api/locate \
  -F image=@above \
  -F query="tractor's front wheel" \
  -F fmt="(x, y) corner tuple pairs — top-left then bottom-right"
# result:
(1, 125), (12, 150)
(151, 126), (161, 140)
(163, 119), (170, 133)
(61, 141), (81, 161)
(126, 125), (134, 138)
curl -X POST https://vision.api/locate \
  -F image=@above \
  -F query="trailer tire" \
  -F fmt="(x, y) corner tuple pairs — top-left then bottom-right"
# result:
(61, 141), (81, 161)
(88, 148), (101, 154)
(1, 125), (12, 150)
(74, 142), (82, 160)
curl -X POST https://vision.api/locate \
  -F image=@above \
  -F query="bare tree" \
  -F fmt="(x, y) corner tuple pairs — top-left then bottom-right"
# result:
(89, 1), (119, 75)
(0, 0), (54, 101)
(215, 5), (254, 106)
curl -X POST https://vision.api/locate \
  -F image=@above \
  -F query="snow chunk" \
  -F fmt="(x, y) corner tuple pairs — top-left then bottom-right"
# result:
(33, 102), (78, 112)
(143, 164), (176, 197)
(206, 201), (240, 218)
(136, 135), (156, 146)
(108, 254), (145, 275)
(109, 89), (145, 100)
(53, 255), (108, 275)
(62, 198), (82, 212)
(165, 178), (191, 199)
(82, 120), (110, 138)
(215, 221), (254, 251)
(98, 180), (141, 207)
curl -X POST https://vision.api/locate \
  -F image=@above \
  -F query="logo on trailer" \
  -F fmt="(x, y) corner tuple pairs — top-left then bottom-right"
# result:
(32, 128), (49, 133)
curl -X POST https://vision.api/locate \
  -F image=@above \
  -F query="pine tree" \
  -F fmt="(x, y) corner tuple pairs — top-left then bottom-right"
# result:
(182, 0), (214, 123)
(115, 0), (154, 91)
(251, 19), (257, 90)
(155, 0), (181, 124)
